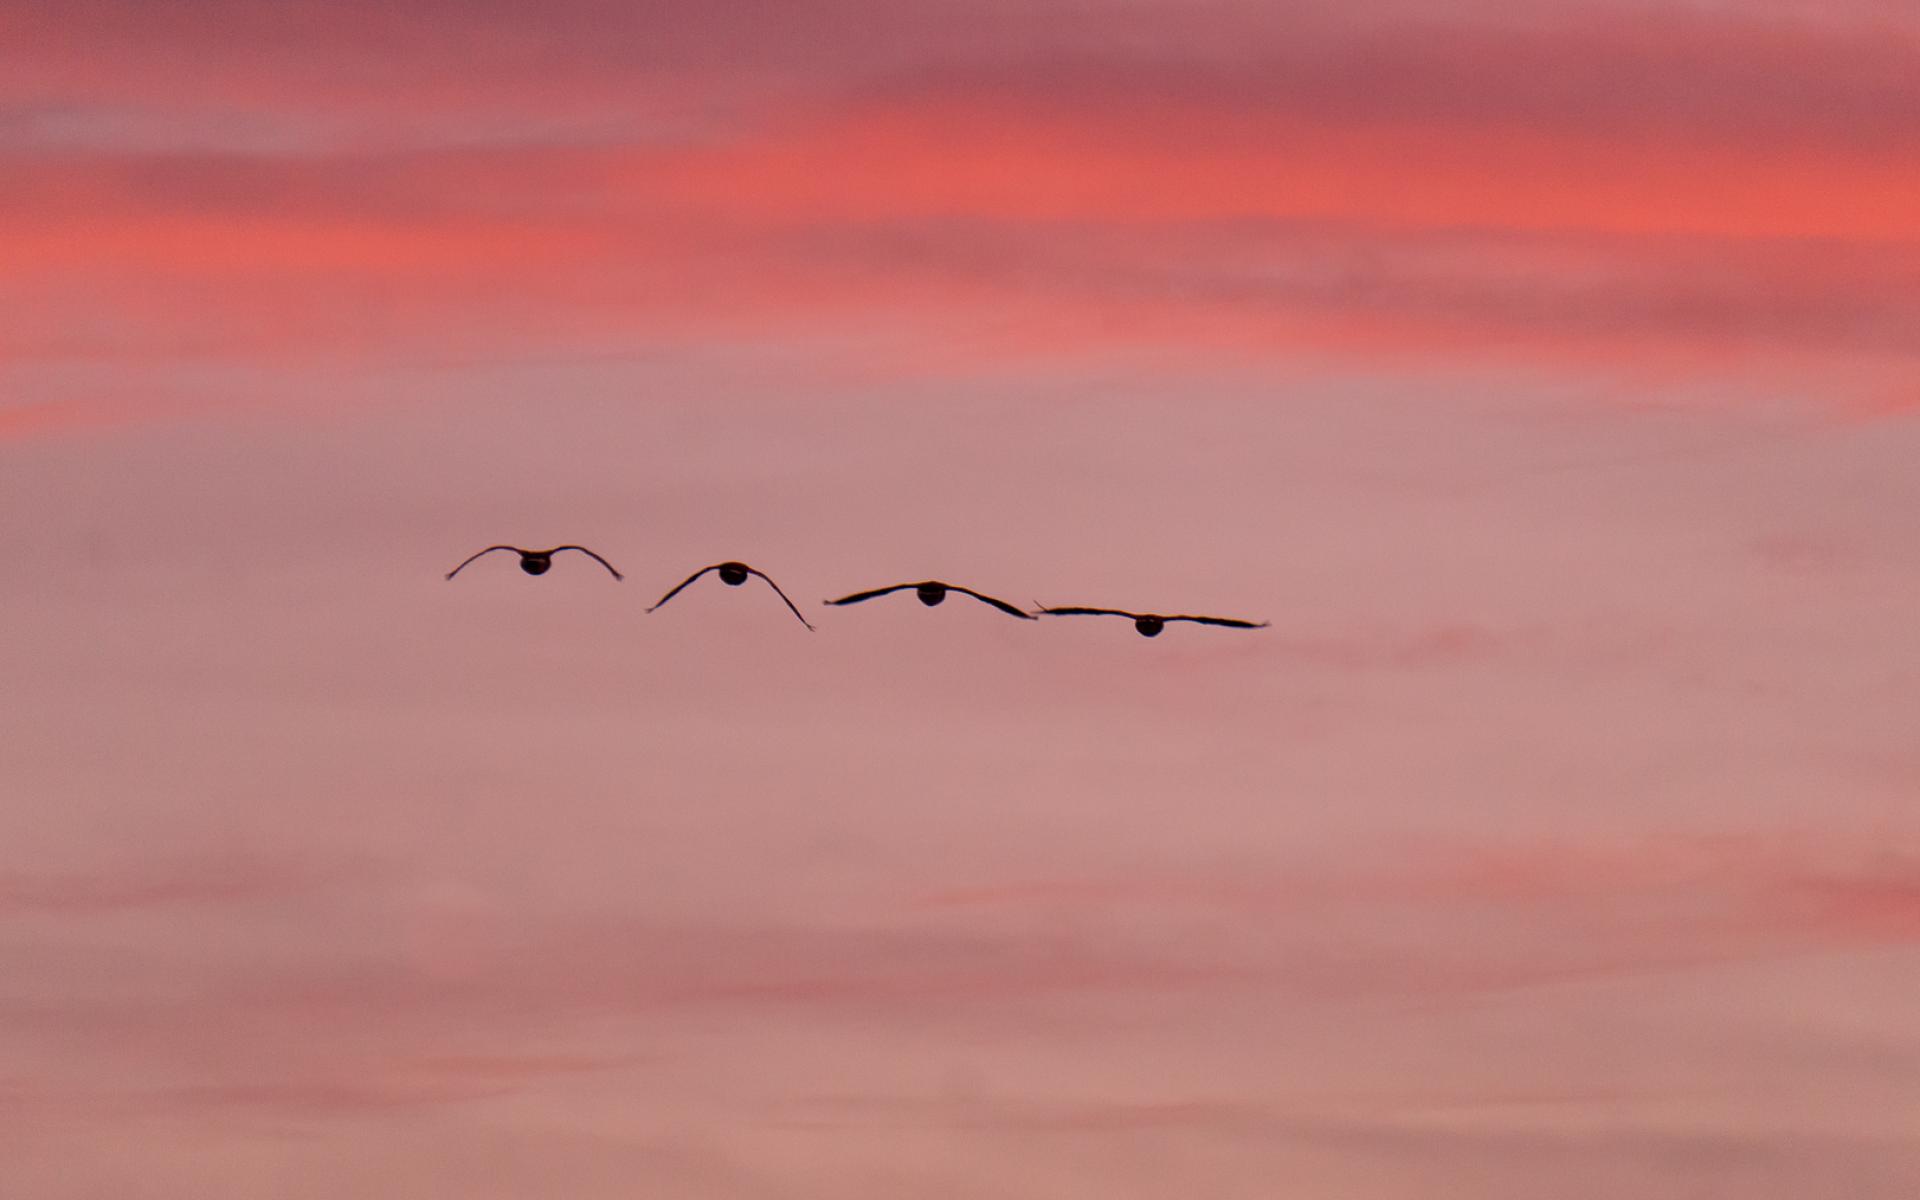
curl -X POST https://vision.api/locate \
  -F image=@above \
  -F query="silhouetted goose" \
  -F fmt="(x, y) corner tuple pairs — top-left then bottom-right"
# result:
(826, 581), (1035, 620)
(445, 545), (624, 580)
(647, 561), (814, 630)
(1035, 604), (1268, 638)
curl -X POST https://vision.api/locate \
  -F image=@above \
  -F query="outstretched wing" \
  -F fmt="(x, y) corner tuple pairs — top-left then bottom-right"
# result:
(1034, 605), (1139, 619)
(949, 585), (1037, 619)
(825, 582), (915, 606)
(1166, 614), (1270, 629)
(445, 545), (521, 580)
(646, 564), (721, 612)
(551, 545), (624, 580)
(746, 567), (815, 630)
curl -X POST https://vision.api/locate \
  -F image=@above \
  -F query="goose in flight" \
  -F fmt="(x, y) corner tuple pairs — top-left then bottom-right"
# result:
(445, 545), (624, 580)
(647, 561), (814, 630)
(826, 580), (1035, 620)
(1035, 604), (1268, 638)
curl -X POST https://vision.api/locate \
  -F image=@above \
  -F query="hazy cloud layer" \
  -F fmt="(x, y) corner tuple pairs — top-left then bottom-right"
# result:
(4, 0), (1919, 1195)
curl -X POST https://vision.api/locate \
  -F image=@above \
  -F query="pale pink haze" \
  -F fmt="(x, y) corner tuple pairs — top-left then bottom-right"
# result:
(3, 0), (1919, 1196)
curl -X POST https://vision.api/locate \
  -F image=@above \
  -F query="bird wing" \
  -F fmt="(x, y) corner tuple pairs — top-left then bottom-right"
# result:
(949, 585), (1037, 619)
(824, 582), (915, 606)
(445, 545), (521, 579)
(646, 564), (720, 611)
(1166, 615), (1270, 629)
(746, 567), (815, 630)
(551, 546), (624, 580)
(1034, 605), (1139, 619)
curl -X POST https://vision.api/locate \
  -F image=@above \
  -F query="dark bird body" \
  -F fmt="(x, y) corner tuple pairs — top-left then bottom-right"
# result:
(1035, 604), (1268, 637)
(648, 561), (813, 630)
(826, 580), (1034, 620)
(445, 545), (623, 580)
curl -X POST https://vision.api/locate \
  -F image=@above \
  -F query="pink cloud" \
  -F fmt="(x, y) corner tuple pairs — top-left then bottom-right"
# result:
(6, 0), (1919, 418)
(908, 831), (1920, 998)
(0, 853), (376, 917)
(149, 1052), (631, 1116)
(0, 396), (189, 442)
(8, 1), (1919, 154)
(3, 97), (1916, 406)
(1749, 532), (1863, 576)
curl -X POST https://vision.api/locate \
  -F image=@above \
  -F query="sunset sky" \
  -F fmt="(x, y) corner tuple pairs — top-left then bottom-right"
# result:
(4, 0), (1920, 1195)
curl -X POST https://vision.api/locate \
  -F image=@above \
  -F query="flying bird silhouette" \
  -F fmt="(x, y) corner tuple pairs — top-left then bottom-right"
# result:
(648, 561), (814, 630)
(445, 545), (624, 580)
(826, 580), (1035, 620)
(1035, 604), (1268, 638)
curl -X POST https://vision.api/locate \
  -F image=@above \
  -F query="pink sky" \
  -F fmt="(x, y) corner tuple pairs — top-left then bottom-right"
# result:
(4, 1), (1920, 1195)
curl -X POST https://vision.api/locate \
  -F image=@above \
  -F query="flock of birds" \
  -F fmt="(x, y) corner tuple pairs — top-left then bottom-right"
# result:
(444, 545), (1269, 638)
